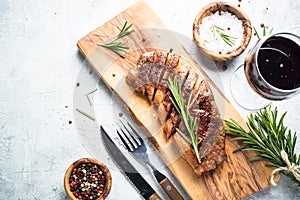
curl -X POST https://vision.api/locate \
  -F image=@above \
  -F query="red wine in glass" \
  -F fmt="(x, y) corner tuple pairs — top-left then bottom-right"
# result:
(245, 32), (300, 101)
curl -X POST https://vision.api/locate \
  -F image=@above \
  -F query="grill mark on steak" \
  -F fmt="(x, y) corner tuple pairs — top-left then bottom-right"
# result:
(166, 52), (180, 67)
(156, 50), (168, 65)
(153, 66), (173, 104)
(126, 50), (226, 176)
(146, 51), (169, 102)
(137, 51), (158, 65)
(182, 70), (199, 104)
(154, 52), (181, 123)
(126, 62), (153, 95)
(189, 77), (202, 107)
(157, 90), (172, 124)
(145, 63), (165, 101)
(163, 64), (192, 138)
(126, 51), (160, 94)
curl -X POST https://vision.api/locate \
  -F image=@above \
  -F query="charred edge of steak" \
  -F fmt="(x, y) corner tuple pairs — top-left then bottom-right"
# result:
(165, 107), (181, 138)
(174, 80), (226, 175)
(127, 50), (168, 97)
(156, 50), (168, 66)
(146, 63), (166, 101)
(153, 66), (174, 105)
(126, 62), (153, 94)
(182, 70), (199, 104)
(166, 52), (180, 68)
(157, 90), (172, 124)
(175, 127), (226, 176)
(126, 51), (158, 93)
(137, 51), (158, 65)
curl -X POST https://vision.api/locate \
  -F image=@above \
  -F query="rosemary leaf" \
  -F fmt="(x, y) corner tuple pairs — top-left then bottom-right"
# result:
(233, 145), (246, 153)
(76, 108), (96, 121)
(250, 157), (266, 162)
(85, 88), (98, 96)
(253, 26), (260, 40)
(85, 89), (98, 106)
(263, 25), (266, 36)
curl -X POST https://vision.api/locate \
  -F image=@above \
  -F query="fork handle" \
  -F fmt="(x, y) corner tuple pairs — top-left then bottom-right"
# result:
(153, 170), (184, 200)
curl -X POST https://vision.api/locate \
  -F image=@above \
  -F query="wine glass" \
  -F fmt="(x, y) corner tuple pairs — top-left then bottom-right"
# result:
(230, 32), (300, 110)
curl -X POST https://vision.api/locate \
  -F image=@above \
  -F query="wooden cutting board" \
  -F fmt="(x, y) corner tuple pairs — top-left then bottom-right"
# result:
(77, 1), (276, 199)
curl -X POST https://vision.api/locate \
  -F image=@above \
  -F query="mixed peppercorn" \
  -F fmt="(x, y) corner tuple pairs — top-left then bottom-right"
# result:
(69, 162), (107, 200)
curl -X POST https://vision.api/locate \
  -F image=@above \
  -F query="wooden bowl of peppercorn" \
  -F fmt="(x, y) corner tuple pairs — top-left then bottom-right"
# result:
(64, 158), (112, 200)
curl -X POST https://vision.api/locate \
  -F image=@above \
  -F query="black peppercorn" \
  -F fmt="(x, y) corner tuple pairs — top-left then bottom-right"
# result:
(69, 162), (107, 200)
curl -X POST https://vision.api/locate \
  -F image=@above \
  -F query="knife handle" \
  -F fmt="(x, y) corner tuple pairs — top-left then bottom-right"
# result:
(149, 192), (162, 200)
(160, 177), (184, 200)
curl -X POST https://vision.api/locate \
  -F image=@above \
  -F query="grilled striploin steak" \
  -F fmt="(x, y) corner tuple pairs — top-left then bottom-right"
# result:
(126, 50), (226, 175)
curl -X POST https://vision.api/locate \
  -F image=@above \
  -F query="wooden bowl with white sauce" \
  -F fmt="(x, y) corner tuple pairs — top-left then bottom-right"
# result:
(193, 2), (252, 61)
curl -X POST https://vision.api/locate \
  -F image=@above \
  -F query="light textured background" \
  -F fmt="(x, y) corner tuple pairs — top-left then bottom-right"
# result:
(0, 0), (299, 199)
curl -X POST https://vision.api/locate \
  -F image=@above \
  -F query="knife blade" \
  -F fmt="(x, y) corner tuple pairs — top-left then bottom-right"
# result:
(100, 125), (162, 200)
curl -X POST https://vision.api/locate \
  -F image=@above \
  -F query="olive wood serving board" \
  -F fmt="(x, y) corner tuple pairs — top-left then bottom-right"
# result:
(77, 1), (276, 199)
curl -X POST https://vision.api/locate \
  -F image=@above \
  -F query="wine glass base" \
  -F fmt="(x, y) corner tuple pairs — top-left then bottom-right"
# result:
(230, 64), (271, 110)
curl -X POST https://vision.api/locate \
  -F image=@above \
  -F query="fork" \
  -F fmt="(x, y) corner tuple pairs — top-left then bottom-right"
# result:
(115, 118), (184, 200)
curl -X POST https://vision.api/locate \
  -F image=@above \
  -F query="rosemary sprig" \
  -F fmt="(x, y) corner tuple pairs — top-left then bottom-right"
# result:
(117, 21), (135, 38)
(97, 21), (134, 58)
(98, 41), (129, 58)
(167, 77), (202, 163)
(225, 106), (300, 184)
(213, 25), (237, 47)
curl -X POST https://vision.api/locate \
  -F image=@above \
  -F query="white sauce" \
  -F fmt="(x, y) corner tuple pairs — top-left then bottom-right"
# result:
(199, 11), (243, 54)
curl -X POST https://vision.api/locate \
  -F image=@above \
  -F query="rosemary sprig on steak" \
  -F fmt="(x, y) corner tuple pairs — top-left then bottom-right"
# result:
(98, 21), (134, 58)
(225, 106), (300, 185)
(168, 77), (202, 163)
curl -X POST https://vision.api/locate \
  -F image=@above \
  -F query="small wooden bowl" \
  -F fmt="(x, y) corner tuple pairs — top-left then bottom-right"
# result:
(193, 1), (252, 61)
(64, 158), (112, 200)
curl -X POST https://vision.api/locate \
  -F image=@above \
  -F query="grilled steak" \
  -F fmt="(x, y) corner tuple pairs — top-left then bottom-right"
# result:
(126, 50), (226, 175)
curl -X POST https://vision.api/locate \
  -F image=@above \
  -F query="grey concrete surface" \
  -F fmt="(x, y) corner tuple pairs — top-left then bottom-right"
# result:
(0, 0), (299, 199)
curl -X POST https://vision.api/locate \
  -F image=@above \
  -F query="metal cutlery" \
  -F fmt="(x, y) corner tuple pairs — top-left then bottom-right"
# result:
(100, 125), (162, 200)
(115, 118), (184, 200)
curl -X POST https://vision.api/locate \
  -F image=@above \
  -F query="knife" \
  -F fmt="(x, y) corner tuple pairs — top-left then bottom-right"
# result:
(100, 125), (162, 200)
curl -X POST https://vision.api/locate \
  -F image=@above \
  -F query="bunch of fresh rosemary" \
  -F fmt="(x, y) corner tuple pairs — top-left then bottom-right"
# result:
(213, 25), (237, 47)
(167, 77), (202, 163)
(225, 106), (300, 185)
(97, 21), (135, 58)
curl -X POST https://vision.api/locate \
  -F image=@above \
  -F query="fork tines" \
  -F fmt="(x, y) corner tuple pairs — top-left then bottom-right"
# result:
(115, 118), (142, 152)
